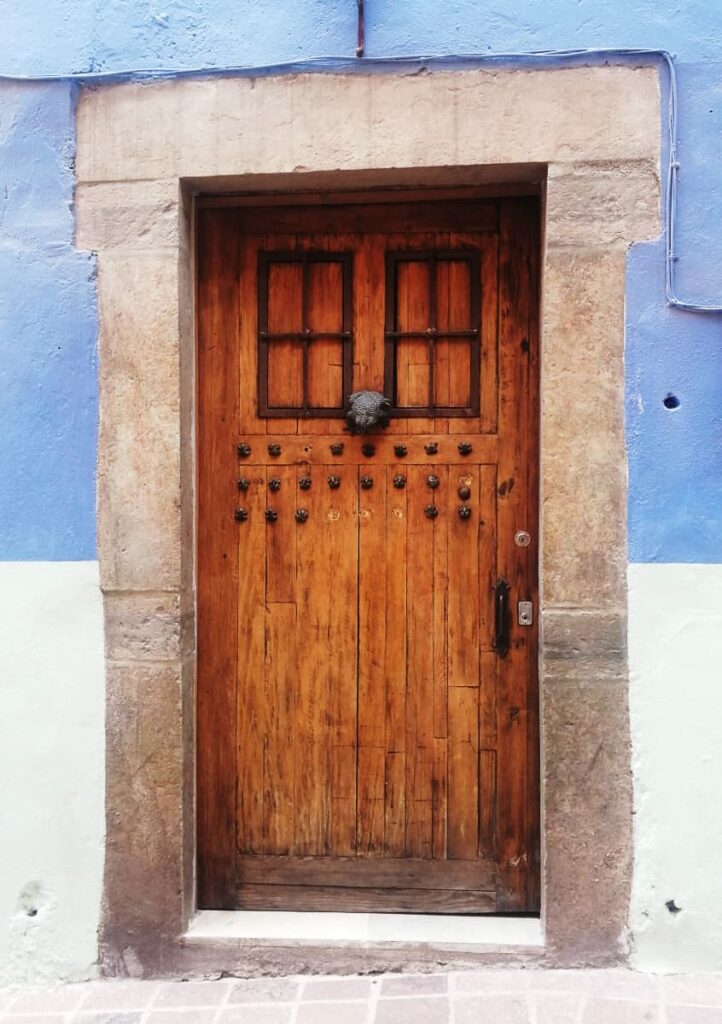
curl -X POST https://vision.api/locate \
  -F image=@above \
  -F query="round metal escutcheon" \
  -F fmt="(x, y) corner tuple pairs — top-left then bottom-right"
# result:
(514, 529), (532, 547)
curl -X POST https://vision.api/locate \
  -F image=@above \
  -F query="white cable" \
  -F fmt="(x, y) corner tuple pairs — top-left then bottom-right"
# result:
(1, 47), (719, 312)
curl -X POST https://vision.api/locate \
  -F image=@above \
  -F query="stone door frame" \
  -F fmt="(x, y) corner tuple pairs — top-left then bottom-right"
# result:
(75, 65), (661, 977)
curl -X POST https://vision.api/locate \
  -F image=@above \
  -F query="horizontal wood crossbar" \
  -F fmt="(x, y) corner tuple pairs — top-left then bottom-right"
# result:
(235, 434), (499, 465)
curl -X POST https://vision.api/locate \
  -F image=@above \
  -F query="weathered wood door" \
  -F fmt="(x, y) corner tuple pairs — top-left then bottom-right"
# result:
(197, 194), (539, 913)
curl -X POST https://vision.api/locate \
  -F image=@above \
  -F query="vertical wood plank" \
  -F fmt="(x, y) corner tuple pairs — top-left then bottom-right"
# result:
(495, 198), (540, 909)
(432, 466), (449, 860)
(354, 234), (386, 393)
(405, 464), (435, 859)
(327, 463), (359, 856)
(384, 464), (407, 856)
(447, 465), (481, 860)
(358, 465), (387, 854)
(266, 260), (304, 410)
(238, 231), (260, 435)
(197, 208), (241, 906)
(263, 601), (296, 854)
(479, 233), (499, 435)
(293, 463), (330, 854)
(265, 465), (297, 604)
(235, 467), (267, 856)
(307, 259), (344, 410)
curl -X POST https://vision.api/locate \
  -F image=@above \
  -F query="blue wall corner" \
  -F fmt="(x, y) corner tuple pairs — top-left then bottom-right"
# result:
(0, 83), (98, 560)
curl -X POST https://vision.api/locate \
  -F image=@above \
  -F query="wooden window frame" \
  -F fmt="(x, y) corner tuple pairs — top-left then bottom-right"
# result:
(384, 248), (482, 418)
(257, 250), (354, 418)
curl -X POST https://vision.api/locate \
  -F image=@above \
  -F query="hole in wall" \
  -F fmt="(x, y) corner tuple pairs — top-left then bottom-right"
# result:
(665, 899), (682, 915)
(663, 393), (681, 410)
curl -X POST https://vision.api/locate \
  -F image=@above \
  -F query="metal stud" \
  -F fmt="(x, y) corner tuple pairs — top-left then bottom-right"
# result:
(427, 474), (440, 489)
(268, 443), (282, 457)
(237, 477), (250, 491)
(234, 508), (249, 522)
(330, 442), (344, 455)
(265, 509), (278, 522)
(299, 476), (312, 490)
(237, 443), (251, 458)
(295, 508), (309, 523)
(268, 478), (281, 492)
(361, 442), (376, 457)
(458, 505), (472, 520)
(360, 476), (373, 489)
(393, 475), (406, 489)
(458, 441), (473, 456)
(394, 444), (408, 458)
(425, 505), (439, 519)
(328, 476), (341, 489)
(424, 442), (438, 455)
(458, 485), (472, 500)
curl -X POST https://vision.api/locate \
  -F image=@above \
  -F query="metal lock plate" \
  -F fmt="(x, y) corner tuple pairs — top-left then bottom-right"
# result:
(518, 601), (533, 626)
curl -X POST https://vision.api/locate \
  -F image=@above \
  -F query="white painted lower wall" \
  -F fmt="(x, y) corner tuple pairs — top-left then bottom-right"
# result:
(0, 560), (720, 980)
(0, 562), (104, 986)
(629, 562), (722, 972)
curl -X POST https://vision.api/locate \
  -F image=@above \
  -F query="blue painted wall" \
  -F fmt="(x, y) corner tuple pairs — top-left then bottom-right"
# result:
(0, 1), (720, 561)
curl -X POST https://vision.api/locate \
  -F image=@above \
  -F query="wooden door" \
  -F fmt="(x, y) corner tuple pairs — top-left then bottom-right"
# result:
(197, 194), (540, 913)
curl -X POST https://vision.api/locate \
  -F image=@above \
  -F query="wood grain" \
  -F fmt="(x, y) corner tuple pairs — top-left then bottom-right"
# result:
(197, 194), (540, 913)
(196, 208), (241, 906)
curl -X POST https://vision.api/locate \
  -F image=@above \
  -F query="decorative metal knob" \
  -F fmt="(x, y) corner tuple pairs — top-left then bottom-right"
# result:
(393, 475), (406, 489)
(265, 509), (278, 522)
(237, 443), (251, 458)
(295, 508), (309, 523)
(328, 476), (341, 489)
(234, 508), (249, 522)
(458, 442), (473, 456)
(361, 443), (376, 457)
(330, 442), (344, 455)
(237, 477), (250, 491)
(424, 442), (438, 455)
(268, 443), (282, 457)
(425, 505), (439, 519)
(427, 474), (440, 489)
(360, 476), (373, 489)
(346, 390), (391, 435)
(269, 478), (281, 491)
(299, 476), (312, 490)
(458, 505), (472, 519)
(458, 485), (471, 500)
(394, 444), (408, 458)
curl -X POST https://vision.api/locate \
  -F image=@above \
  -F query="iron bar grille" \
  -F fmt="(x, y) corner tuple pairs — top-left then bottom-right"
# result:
(257, 250), (353, 418)
(384, 249), (481, 417)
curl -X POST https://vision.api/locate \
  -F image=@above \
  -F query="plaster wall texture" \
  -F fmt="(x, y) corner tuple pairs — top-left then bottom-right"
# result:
(0, 561), (104, 985)
(0, 0), (721, 983)
(629, 563), (722, 973)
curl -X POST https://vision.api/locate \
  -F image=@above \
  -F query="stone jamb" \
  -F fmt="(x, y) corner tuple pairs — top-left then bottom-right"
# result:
(74, 66), (661, 976)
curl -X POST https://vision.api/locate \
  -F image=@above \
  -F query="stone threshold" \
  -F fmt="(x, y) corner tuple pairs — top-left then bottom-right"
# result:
(187, 910), (543, 947)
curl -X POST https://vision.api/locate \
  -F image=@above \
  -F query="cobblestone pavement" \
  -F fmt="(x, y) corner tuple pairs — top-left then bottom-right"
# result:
(3, 970), (722, 1024)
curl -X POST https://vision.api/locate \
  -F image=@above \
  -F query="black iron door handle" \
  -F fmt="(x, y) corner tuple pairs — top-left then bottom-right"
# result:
(493, 576), (510, 657)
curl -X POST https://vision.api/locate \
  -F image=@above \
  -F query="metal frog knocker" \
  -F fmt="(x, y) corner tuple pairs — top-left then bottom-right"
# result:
(345, 390), (392, 435)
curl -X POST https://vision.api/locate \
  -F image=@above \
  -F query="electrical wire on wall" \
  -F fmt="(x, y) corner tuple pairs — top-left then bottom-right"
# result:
(1, 46), (720, 314)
